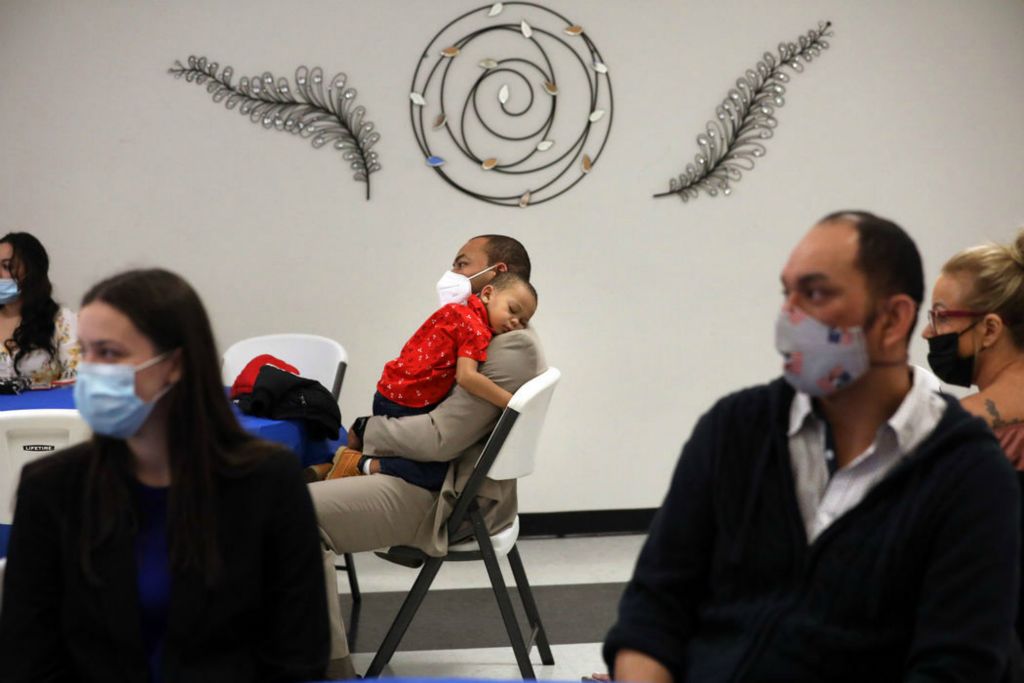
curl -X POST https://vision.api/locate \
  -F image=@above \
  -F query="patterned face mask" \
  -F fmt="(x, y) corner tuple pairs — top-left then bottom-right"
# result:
(774, 305), (870, 397)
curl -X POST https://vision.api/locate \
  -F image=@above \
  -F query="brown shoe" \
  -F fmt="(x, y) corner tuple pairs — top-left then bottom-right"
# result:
(325, 447), (364, 480)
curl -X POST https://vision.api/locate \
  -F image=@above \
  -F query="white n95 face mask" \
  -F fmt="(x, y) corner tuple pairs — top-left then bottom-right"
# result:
(436, 265), (498, 306)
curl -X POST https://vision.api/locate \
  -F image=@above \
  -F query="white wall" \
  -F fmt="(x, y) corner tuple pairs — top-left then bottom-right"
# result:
(3, 0), (1023, 513)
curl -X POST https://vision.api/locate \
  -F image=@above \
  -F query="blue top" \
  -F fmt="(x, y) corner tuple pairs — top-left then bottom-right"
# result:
(135, 482), (170, 683)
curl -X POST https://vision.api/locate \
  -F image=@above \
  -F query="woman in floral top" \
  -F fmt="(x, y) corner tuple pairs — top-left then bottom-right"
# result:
(0, 232), (79, 386)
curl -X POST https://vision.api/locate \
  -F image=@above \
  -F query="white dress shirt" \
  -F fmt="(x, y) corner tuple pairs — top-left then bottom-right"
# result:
(788, 365), (947, 542)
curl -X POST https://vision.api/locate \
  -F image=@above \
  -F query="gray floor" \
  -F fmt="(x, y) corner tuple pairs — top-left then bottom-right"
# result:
(334, 533), (646, 679)
(341, 582), (626, 653)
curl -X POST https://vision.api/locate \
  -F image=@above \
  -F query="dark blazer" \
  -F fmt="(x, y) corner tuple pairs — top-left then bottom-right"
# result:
(0, 440), (330, 682)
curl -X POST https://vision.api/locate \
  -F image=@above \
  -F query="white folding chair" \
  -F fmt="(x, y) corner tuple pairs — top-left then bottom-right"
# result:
(366, 367), (562, 679)
(221, 333), (348, 400)
(221, 333), (359, 600)
(0, 409), (91, 526)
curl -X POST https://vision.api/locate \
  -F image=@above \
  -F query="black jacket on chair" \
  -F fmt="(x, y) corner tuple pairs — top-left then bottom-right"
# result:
(0, 441), (330, 682)
(237, 365), (341, 441)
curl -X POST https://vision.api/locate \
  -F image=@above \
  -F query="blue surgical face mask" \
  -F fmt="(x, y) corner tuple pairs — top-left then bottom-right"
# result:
(74, 353), (174, 439)
(0, 278), (20, 305)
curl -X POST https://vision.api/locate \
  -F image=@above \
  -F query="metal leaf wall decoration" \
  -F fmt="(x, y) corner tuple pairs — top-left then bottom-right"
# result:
(655, 21), (834, 203)
(169, 56), (381, 200)
(410, 2), (613, 208)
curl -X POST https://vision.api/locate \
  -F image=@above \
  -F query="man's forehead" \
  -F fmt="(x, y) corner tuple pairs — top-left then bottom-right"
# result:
(457, 237), (489, 257)
(782, 222), (860, 281)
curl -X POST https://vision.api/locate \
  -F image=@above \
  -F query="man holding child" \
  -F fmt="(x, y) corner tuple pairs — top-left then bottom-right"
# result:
(310, 234), (544, 679)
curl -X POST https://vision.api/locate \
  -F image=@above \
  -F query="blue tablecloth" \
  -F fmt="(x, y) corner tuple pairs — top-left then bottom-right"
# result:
(0, 386), (343, 556)
(0, 386), (342, 464)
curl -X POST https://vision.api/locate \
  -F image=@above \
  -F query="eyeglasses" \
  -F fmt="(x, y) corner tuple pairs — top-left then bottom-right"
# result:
(927, 308), (985, 332)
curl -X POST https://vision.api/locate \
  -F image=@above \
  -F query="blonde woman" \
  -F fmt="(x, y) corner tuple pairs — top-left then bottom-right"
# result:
(922, 228), (1024, 466)
(923, 229), (1024, 653)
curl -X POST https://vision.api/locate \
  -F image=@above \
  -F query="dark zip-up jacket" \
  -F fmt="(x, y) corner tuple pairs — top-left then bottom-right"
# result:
(604, 378), (1020, 682)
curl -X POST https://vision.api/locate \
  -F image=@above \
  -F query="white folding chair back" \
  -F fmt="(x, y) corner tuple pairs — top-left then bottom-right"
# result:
(221, 333), (348, 399)
(367, 367), (561, 679)
(486, 367), (561, 481)
(0, 409), (91, 524)
(223, 334), (361, 601)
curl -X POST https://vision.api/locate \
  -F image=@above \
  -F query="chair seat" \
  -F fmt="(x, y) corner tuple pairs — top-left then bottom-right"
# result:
(377, 516), (522, 569)
(375, 545), (427, 568)
(449, 516), (520, 558)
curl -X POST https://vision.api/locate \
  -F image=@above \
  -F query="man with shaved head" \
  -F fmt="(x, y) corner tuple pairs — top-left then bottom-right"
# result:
(604, 212), (1020, 682)
(447, 233), (531, 293)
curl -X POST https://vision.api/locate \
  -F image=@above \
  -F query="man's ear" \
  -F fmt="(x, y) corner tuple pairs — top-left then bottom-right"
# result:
(980, 313), (1005, 351)
(880, 294), (917, 350)
(494, 262), (508, 274)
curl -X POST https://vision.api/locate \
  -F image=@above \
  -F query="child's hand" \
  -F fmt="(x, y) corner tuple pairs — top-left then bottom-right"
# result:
(347, 426), (363, 451)
(346, 416), (369, 450)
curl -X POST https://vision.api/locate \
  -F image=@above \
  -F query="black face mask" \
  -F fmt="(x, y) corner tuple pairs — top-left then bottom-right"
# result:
(926, 330), (976, 388)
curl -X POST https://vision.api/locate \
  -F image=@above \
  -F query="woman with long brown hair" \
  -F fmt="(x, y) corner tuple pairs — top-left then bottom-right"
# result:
(0, 269), (328, 682)
(0, 232), (79, 385)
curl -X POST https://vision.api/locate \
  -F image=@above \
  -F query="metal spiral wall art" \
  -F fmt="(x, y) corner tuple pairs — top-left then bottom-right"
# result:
(655, 21), (834, 203)
(410, 2), (613, 208)
(169, 56), (381, 200)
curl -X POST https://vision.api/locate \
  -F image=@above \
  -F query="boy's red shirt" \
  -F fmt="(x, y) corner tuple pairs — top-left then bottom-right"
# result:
(376, 295), (493, 408)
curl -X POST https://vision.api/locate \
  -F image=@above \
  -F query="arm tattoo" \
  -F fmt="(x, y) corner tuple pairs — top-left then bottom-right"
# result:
(985, 399), (1024, 429)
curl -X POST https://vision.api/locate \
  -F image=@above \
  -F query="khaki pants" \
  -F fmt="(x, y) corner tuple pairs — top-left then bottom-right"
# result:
(310, 474), (437, 659)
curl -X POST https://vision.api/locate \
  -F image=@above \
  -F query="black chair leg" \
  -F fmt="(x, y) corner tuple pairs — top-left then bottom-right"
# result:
(473, 512), (536, 679)
(364, 556), (444, 677)
(343, 552), (361, 603)
(508, 545), (554, 665)
(346, 593), (361, 652)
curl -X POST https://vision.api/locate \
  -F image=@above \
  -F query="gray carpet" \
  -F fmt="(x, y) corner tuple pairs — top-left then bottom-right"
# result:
(341, 582), (626, 653)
